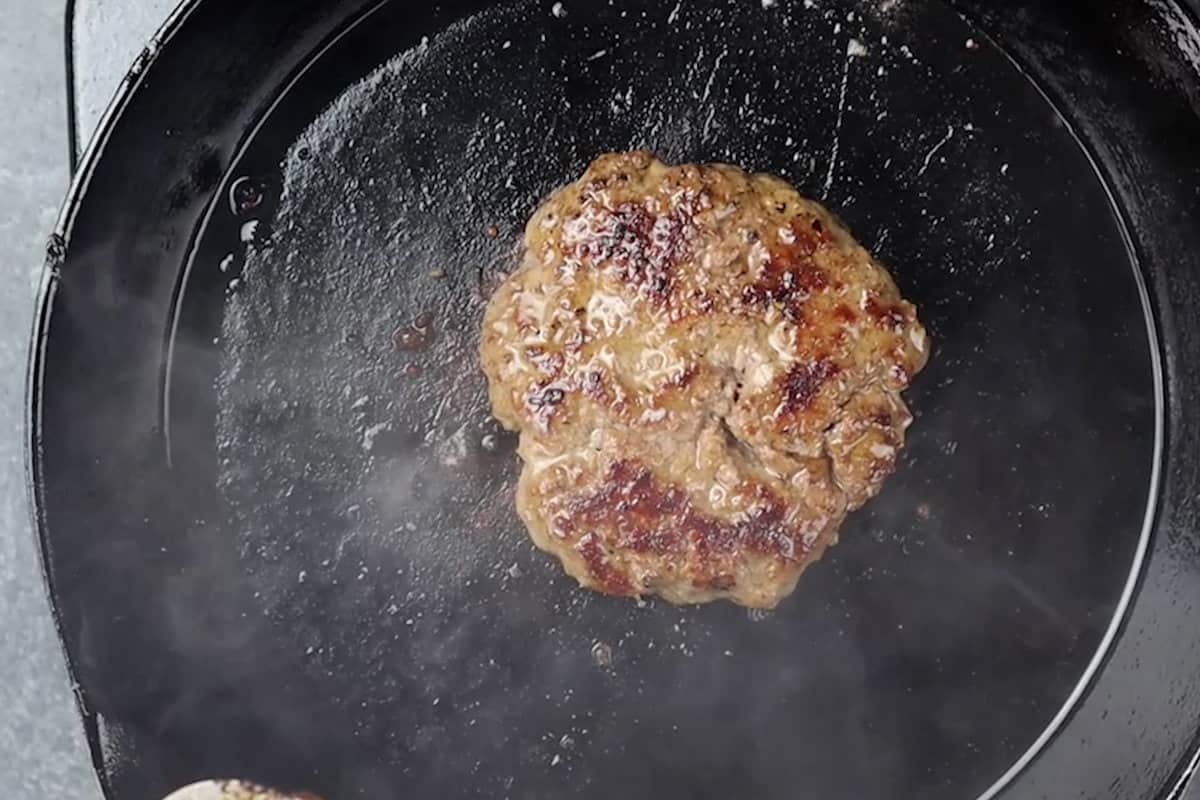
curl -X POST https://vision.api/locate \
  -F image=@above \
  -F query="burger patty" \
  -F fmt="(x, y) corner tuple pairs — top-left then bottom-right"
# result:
(480, 152), (929, 608)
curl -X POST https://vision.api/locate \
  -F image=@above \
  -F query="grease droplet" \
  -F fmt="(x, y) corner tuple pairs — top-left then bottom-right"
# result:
(591, 640), (613, 667)
(229, 176), (270, 216)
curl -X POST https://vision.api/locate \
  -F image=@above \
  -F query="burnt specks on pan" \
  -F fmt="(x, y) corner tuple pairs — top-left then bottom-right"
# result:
(481, 152), (929, 608)
(392, 313), (436, 351)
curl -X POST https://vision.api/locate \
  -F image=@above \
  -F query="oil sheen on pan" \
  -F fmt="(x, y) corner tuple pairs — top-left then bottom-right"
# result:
(481, 151), (928, 608)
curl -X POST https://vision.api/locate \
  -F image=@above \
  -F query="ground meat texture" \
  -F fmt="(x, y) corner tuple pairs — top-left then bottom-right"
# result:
(480, 151), (929, 609)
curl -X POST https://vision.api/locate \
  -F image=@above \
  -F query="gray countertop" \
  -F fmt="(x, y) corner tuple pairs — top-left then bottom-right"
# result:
(0, 0), (173, 796)
(0, 1), (99, 795)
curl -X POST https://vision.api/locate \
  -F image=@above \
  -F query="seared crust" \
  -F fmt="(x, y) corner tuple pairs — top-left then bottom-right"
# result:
(481, 152), (928, 608)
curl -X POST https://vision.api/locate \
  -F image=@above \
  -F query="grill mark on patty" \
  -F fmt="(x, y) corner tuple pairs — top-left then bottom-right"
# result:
(561, 460), (808, 590)
(577, 533), (635, 596)
(741, 217), (832, 321)
(566, 196), (697, 303)
(779, 359), (840, 416)
(864, 297), (909, 329)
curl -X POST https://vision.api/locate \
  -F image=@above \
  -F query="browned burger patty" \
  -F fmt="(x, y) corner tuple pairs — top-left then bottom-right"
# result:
(481, 152), (929, 608)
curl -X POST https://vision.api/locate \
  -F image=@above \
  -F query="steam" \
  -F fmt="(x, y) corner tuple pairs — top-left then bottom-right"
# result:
(206, 0), (1154, 796)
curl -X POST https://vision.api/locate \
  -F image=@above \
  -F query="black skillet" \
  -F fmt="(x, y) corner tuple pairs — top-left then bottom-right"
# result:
(28, 0), (1200, 798)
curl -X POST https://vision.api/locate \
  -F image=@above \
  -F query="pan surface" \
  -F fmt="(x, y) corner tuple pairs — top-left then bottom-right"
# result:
(30, 1), (1200, 799)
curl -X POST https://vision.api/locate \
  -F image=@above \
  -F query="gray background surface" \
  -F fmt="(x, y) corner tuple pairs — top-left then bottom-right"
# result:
(0, 0), (170, 796)
(0, 3), (96, 796)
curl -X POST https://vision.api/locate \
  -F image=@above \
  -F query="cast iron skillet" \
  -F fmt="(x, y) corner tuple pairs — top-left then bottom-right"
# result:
(28, 0), (1200, 798)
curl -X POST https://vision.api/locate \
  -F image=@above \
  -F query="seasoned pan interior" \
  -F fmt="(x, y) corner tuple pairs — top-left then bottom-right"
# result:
(163, 1), (1164, 796)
